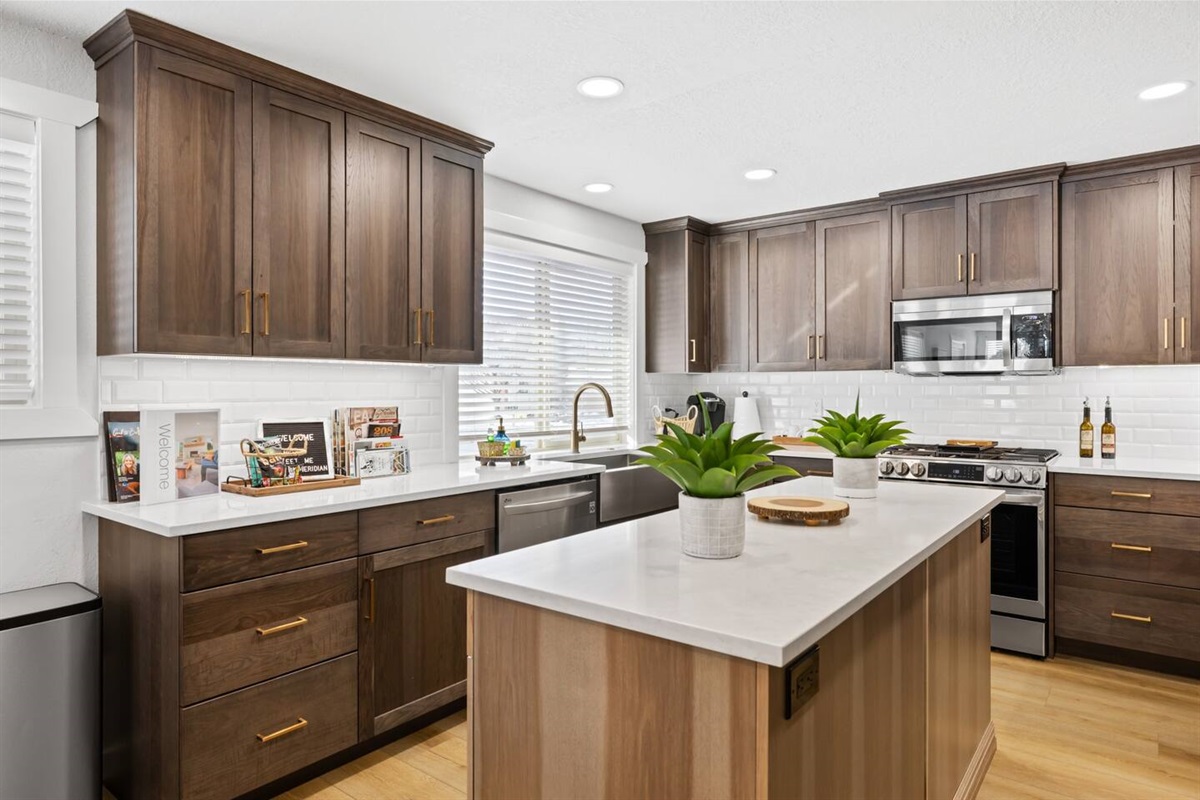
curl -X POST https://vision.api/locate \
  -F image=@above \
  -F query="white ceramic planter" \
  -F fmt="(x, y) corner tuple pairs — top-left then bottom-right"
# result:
(833, 456), (879, 499)
(677, 493), (746, 559)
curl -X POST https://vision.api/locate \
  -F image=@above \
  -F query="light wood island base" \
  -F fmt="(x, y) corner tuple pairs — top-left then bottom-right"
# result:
(466, 521), (992, 800)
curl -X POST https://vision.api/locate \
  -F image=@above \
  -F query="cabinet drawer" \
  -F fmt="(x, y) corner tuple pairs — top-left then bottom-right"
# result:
(1053, 474), (1200, 517)
(359, 490), (495, 554)
(182, 512), (358, 591)
(1055, 506), (1200, 589)
(181, 654), (357, 800)
(180, 559), (358, 705)
(1054, 572), (1200, 661)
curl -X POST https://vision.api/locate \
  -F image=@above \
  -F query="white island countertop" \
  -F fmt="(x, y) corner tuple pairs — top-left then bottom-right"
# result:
(1047, 454), (1200, 482)
(82, 460), (603, 537)
(447, 477), (1003, 667)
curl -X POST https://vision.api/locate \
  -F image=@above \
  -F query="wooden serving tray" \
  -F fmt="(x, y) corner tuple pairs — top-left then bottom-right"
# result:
(945, 439), (997, 448)
(476, 454), (530, 467)
(771, 436), (822, 448)
(747, 496), (850, 526)
(221, 476), (361, 497)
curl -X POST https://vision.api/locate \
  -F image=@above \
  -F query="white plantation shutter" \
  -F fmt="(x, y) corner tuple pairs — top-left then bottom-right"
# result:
(0, 112), (37, 406)
(459, 251), (632, 449)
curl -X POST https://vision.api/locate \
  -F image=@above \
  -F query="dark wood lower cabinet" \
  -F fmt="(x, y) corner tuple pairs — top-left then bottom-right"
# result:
(358, 530), (492, 739)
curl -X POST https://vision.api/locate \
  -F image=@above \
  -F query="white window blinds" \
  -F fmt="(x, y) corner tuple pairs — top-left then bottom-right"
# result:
(459, 251), (632, 449)
(0, 112), (37, 406)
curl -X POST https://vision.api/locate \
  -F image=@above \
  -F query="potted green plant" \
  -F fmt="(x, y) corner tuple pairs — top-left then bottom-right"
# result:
(803, 396), (910, 499)
(636, 404), (798, 559)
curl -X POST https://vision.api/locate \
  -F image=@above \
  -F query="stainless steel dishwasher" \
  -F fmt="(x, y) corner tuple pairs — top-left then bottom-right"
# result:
(497, 477), (599, 552)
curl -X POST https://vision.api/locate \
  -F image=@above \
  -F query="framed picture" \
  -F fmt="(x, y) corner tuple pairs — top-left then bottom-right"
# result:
(103, 411), (141, 503)
(258, 418), (335, 480)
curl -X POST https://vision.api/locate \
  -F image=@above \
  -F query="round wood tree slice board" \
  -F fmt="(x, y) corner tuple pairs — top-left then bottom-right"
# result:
(747, 496), (850, 526)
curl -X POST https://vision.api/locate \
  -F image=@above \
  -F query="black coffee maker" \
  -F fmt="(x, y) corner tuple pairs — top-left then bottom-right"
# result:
(686, 392), (726, 435)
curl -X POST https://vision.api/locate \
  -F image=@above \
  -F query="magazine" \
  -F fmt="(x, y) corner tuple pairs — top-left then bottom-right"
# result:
(138, 407), (222, 505)
(103, 411), (141, 503)
(334, 406), (401, 476)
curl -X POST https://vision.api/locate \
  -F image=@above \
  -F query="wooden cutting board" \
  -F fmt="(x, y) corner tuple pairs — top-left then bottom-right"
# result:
(747, 496), (850, 526)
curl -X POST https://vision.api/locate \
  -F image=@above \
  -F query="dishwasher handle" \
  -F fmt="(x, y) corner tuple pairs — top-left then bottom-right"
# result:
(502, 490), (595, 514)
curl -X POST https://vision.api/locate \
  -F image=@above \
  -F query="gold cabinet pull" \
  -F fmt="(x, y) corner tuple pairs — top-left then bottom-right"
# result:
(426, 309), (435, 347)
(1110, 612), (1152, 624)
(256, 616), (308, 636)
(689, 338), (697, 363)
(256, 718), (308, 744)
(970, 252), (977, 282)
(417, 514), (455, 526)
(260, 292), (270, 336)
(817, 335), (825, 360)
(807, 469), (833, 477)
(240, 289), (252, 335)
(1181, 317), (1187, 350)
(1163, 317), (1169, 350)
(413, 308), (424, 345)
(807, 335), (814, 360)
(957, 253), (964, 282)
(363, 577), (376, 621)
(1110, 491), (1152, 499)
(255, 540), (308, 555)
(1110, 543), (1152, 553)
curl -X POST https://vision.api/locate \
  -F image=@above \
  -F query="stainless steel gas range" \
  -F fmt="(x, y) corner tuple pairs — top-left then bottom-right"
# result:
(880, 443), (1059, 657)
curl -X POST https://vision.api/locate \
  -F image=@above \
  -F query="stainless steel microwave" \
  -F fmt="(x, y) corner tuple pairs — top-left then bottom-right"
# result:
(892, 291), (1054, 376)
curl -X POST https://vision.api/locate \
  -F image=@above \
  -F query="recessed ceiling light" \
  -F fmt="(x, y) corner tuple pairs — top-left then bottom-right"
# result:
(744, 168), (777, 181)
(576, 76), (624, 99)
(1138, 81), (1192, 100)
(584, 183), (613, 193)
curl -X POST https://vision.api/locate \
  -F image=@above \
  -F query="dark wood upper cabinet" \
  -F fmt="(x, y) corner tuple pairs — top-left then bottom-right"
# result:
(967, 183), (1055, 294)
(709, 232), (748, 372)
(1176, 163), (1200, 364)
(815, 210), (891, 371)
(113, 45), (253, 356)
(251, 84), (345, 358)
(891, 196), (967, 300)
(644, 220), (710, 373)
(358, 532), (488, 739)
(421, 143), (484, 364)
(749, 223), (815, 371)
(1061, 169), (1174, 366)
(345, 116), (422, 361)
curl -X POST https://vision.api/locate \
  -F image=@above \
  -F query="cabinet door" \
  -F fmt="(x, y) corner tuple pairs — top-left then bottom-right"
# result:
(685, 232), (710, 371)
(749, 223), (816, 371)
(1061, 170), (1174, 366)
(967, 183), (1055, 294)
(421, 142), (483, 364)
(709, 232), (748, 372)
(890, 196), (967, 300)
(1176, 163), (1200, 364)
(359, 531), (489, 739)
(645, 229), (688, 373)
(815, 210), (891, 371)
(345, 116), (422, 361)
(252, 84), (346, 358)
(136, 46), (252, 355)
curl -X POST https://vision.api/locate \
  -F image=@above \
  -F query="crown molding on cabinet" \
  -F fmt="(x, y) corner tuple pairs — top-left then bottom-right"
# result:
(641, 216), (713, 236)
(83, 9), (494, 157)
(709, 197), (886, 235)
(1061, 144), (1200, 182)
(878, 163), (1066, 203)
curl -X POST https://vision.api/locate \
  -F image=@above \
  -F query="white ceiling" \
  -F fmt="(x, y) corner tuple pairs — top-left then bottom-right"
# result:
(6, 1), (1200, 224)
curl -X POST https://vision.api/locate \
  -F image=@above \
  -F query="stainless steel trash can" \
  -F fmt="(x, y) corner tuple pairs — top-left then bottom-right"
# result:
(0, 582), (101, 800)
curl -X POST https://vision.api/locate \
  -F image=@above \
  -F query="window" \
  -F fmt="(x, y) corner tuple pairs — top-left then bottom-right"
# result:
(0, 112), (37, 406)
(459, 251), (633, 451)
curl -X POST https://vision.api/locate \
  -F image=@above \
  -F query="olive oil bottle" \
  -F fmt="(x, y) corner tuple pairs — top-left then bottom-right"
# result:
(1079, 398), (1094, 458)
(1101, 397), (1116, 460)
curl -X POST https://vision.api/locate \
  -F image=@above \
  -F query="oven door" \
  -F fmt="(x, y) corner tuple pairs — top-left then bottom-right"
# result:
(989, 490), (1046, 619)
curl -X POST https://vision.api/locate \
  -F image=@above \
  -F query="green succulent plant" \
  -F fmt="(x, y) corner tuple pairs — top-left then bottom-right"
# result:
(635, 400), (799, 498)
(804, 395), (911, 458)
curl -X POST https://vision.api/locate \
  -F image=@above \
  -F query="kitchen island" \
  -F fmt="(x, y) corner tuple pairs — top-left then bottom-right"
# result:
(447, 477), (1004, 800)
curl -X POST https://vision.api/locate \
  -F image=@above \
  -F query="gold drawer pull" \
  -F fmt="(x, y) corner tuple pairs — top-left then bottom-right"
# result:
(417, 514), (455, 526)
(1110, 491), (1152, 499)
(1110, 612), (1152, 624)
(256, 616), (308, 637)
(255, 540), (309, 555)
(1110, 543), (1152, 553)
(807, 470), (833, 477)
(256, 717), (308, 744)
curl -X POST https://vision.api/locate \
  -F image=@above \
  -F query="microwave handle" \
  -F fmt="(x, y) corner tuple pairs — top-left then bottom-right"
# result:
(1002, 308), (1013, 369)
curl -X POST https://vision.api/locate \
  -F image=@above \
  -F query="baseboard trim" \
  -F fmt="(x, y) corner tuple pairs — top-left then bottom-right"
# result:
(954, 720), (997, 800)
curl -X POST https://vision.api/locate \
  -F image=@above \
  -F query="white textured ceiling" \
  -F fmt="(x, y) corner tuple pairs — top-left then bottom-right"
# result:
(5, 1), (1199, 224)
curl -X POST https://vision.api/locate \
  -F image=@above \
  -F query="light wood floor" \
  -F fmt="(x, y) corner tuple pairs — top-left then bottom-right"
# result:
(280, 652), (1199, 800)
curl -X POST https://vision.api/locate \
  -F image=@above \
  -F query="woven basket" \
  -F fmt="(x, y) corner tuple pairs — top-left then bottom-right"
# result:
(477, 440), (507, 458)
(652, 405), (698, 436)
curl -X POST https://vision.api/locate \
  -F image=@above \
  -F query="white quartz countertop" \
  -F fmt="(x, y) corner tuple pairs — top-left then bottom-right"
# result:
(82, 460), (603, 537)
(447, 478), (1003, 667)
(1047, 454), (1200, 482)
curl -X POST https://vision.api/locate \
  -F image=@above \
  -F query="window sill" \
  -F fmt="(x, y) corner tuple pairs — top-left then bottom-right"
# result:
(0, 407), (98, 442)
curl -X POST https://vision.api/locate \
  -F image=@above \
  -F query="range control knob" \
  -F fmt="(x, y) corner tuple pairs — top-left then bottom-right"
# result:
(1003, 467), (1021, 484)
(909, 461), (927, 477)
(879, 460), (895, 475)
(895, 461), (910, 476)
(985, 467), (1003, 482)
(1023, 468), (1041, 485)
